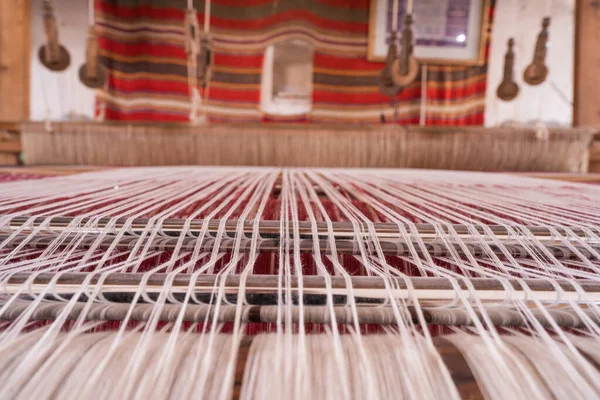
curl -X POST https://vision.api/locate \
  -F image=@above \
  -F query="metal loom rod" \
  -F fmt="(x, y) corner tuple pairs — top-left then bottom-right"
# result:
(5, 215), (597, 241)
(7, 272), (599, 291)
(2, 233), (596, 258)
(1, 301), (597, 328)
(4, 273), (600, 303)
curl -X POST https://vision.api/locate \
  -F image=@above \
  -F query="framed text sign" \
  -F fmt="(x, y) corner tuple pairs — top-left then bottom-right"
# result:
(368, 0), (490, 65)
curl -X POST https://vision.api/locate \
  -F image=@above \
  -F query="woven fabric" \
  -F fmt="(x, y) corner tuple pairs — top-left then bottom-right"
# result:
(96, 0), (493, 124)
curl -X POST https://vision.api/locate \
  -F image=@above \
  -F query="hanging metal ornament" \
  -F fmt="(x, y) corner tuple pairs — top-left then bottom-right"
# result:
(391, 14), (419, 88)
(496, 38), (519, 101)
(79, 26), (106, 89)
(523, 17), (550, 86)
(379, 31), (402, 97)
(38, 0), (71, 72)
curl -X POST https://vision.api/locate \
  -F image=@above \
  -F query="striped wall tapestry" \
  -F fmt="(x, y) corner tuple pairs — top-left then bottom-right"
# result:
(96, 0), (493, 124)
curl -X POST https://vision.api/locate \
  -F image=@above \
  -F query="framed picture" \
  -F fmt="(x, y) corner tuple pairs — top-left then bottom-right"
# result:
(368, 0), (490, 65)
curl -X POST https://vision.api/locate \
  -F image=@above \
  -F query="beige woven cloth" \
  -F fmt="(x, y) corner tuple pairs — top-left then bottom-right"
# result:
(20, 122), (596, 172)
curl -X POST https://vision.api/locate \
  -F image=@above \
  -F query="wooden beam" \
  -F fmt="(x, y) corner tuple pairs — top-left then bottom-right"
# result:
(0, 0), (31, 121)
(0, 132), (21, 153)
(574, 0), (600, 126)
(0, 153), (18, 166)
(0, 121), (20, 132)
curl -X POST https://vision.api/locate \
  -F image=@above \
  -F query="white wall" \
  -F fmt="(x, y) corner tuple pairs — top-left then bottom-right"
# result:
(485, 0), (574, 127)
(30, 0), (94, 121)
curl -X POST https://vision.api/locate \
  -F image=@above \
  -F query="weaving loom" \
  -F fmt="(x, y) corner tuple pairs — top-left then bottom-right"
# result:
(1, 166), (600, 399)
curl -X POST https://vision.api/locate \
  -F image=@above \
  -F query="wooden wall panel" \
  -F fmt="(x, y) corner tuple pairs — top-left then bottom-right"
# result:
(574, 0), (600, 126)
(0, 0), (30, 121)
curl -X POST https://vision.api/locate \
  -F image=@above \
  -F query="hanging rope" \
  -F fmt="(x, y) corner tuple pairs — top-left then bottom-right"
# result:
(204, 0), (211, 34)
(185, 4), (202, 124)
(198, 0), (213, 122)
(76, 0), (108, 122)
(200, 53), (212, 122)
(185, 0), (213, 124)
(419, 64), (427, 126)
(78, 0), (106, 91)
(42, 82), (53, 133)
(532, 1), (552, 140)
(95, 72), (109, 122)
(513, 3), (525, 125)
(378, 0), (401, 107)
(391, 0), (399, 32)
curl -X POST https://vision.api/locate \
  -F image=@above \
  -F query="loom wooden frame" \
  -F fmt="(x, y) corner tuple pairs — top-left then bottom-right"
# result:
(18, 122), (596, 172)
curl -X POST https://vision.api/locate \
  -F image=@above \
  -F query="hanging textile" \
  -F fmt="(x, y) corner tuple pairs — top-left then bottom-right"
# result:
(96, 0), (493, 124)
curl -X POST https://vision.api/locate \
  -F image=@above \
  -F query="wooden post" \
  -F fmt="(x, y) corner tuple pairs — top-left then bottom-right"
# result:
(574, 0), (600, 172)
(0, 0), (29, 165)
(574, 0), (600, 127)
(0, 0), (31, 121)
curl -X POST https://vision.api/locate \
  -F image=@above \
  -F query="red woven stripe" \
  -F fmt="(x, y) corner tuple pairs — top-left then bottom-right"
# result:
(310, 117), (422, 124)
(204, 10), (368, 32)
(108, 76), (190, 94)
(105, 108), (189, 121)
(208, 115), (261, 123)
(100, 3), (367, 33)
(425, 80), (487, 100)
(209, 87), (261, 102)
(315, 0), (369, 9)
(313, 81), (485, 104)
(98, 3), (185, 20)
(100, 37), (264, 67)
(426, 113), (485, 125)
(211, 0), (281, 5)
(99, 37), (186, 58)
(314, 53), (384, 71)
(312, 90), (410, 104)
(209, 0), (370, 7)
(214, 53), (265, 68)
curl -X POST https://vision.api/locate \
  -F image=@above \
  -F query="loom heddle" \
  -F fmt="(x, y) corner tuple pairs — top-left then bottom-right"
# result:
(0, 166), (600, 399)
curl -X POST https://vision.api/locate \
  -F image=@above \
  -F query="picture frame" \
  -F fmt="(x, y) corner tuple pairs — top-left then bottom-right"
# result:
(368, 0), (491, 65)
